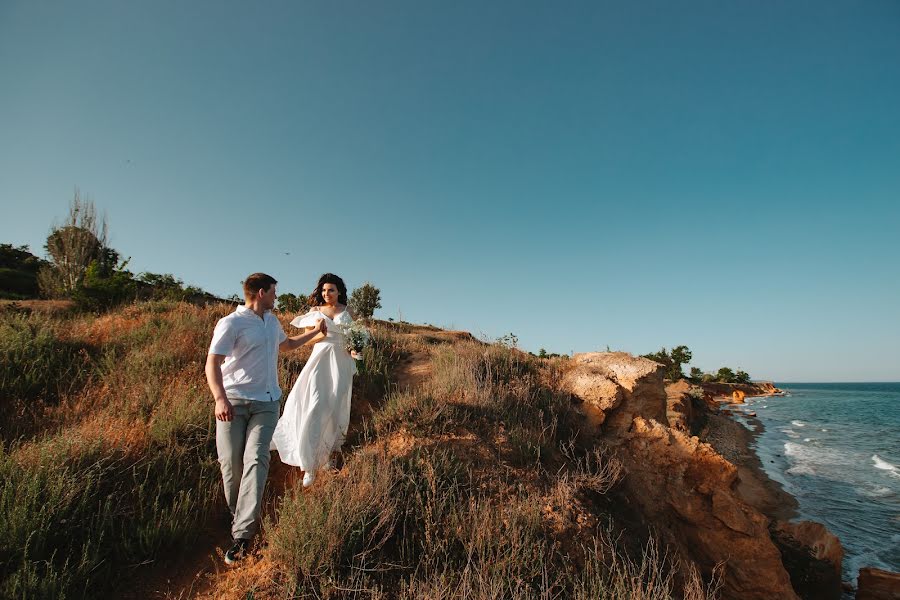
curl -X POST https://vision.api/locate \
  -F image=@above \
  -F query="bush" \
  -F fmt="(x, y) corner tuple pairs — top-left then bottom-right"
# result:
(73, 259), (136, 311)
(349, 283), (381, 320)
(277, 292), (309, 313)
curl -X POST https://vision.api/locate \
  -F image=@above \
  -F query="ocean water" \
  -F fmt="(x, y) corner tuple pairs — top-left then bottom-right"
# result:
(732, 383), (900, 584)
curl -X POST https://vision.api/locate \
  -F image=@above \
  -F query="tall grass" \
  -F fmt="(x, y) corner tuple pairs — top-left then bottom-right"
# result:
(0, 313), (92, 440)
(267, 445), (716, 599)
(264, 337), (719, 600)
(0, 301), (225, 598)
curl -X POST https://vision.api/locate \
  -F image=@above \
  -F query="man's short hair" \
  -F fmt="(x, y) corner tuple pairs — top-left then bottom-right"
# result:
(243, 273), (278, 299)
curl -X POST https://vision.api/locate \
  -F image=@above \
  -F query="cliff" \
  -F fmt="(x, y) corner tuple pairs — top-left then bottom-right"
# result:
(562, 352), (844, 600)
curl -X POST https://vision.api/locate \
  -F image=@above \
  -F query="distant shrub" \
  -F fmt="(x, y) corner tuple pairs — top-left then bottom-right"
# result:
(73, 258), (136, 311)
(277, 292), (308, 313)
(349, 282), (381, 320)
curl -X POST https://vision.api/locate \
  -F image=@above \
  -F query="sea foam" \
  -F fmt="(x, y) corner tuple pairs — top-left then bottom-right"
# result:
(872, 455), (900, 479)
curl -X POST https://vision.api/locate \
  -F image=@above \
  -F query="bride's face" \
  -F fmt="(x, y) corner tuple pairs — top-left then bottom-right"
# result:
(321, 283), (339, 306)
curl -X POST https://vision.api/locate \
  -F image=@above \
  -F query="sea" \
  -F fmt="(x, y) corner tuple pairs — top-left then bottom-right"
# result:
(731, 382), (900, 585)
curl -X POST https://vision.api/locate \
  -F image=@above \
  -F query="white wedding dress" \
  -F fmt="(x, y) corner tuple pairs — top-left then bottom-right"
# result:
(272, 309), (357, 472)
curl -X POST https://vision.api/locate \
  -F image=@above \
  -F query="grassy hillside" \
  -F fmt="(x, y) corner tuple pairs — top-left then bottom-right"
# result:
(0, 301), (720, 599)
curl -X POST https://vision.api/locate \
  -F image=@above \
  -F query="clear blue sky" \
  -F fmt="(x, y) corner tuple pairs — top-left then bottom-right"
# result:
(2, 1), (899, 382)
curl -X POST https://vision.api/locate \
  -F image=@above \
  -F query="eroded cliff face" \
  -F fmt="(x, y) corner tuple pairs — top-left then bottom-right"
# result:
(665, 379), (695, 433)
(622, 418), (800, 600)
(563, 352), (804, 600)
(562, 352), (666, 433)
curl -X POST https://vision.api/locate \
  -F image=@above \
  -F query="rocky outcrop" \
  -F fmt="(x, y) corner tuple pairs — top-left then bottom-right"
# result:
(771, 521), (843, 599)
(665, 379), (694, 432)
(620, 417), (800, 600)
(701, 381), (781, 400)
(562, 352), (666, 433)
(857, 567), (900, 600)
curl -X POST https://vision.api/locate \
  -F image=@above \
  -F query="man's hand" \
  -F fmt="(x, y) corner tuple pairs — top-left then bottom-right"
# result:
(215, 397), (234, 421)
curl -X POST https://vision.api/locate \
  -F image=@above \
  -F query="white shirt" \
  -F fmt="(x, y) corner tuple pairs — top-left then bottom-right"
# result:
(208, 305), (288, 402)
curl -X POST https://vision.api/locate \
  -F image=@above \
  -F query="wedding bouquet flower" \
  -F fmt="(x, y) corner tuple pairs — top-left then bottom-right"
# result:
(339, 321), (371, 356)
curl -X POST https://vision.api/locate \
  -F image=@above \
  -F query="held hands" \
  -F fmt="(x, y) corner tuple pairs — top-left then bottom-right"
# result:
(316, 319), (328, 335)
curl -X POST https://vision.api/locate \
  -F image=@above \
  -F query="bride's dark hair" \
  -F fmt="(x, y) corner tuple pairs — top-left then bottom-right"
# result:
(309, 273), (348, 306)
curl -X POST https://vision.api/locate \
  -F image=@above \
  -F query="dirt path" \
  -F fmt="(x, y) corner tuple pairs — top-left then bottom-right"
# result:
(126, 344), (431, 599)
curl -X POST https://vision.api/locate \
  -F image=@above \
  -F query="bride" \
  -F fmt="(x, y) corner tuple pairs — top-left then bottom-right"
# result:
(271, 273), (358, 487)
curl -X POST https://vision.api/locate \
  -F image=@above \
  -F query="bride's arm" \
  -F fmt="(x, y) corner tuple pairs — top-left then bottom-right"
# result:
(280, 317), (327, 351)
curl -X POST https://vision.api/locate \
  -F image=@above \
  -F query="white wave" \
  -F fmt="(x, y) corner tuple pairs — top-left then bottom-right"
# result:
(858, 485), (894, 499)
(783, 441), (862, 483)
(872, 455), (900, 479)
(803, 438), (812, 442)
(845, 550), (895, 585)
(821, 428), (828, 432)
(787, 464), (816, 476)
(792, 420), (806, 427)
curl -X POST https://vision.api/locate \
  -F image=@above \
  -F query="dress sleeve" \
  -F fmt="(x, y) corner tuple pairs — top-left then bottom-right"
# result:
(290, 311), (324, 329)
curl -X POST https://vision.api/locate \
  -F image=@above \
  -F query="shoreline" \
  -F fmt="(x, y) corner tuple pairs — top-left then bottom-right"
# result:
(702, 398), (799, 522)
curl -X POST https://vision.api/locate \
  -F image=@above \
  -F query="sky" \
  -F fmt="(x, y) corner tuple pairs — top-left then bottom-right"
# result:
(2, 0), (899, 382)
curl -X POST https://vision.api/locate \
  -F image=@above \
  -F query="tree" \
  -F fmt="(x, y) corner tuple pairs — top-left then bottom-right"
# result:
(538, 348), (548, 359)
(716, 367), (736, 383)
(349, 282), (382, 320)
(0, 244), (47, 298)
(277, 292), (308, 313)
(734, 370), (751, 384)
(670, 346), (692, 371)
(641, 345), (693, 381)
(38, 190), (109, 297)
(689, 367), (703, 381)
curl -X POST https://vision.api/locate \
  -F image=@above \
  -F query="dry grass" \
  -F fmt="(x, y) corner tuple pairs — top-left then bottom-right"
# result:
(0, 301), (222, 598)
(0, 303), (721, 600)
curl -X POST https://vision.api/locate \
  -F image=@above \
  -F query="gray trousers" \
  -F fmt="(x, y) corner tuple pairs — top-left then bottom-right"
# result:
(216, 399), (279, 540)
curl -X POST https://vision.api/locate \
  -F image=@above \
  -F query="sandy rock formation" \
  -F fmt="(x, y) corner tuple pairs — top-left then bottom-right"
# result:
(857, 567), (900, 600)
(771, 521), (843, 599)
(701, 381), (781, 400)
(619, 417), (800, 600)
(562, 352), (666, 432)
(665, 379), (694, 432)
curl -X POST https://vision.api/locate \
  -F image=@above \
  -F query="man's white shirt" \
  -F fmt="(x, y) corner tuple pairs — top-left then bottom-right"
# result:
(208, 305), (288, 402)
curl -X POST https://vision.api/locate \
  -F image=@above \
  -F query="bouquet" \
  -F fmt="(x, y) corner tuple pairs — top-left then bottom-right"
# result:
(339, 321), (371, 357)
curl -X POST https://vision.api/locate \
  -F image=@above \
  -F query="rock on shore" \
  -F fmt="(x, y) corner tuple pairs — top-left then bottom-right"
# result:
(856, 567), (900, 599)
(562, 352), (843, 600)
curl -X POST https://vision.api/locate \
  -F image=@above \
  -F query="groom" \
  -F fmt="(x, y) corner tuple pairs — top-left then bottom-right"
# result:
(205, 273), (325, 565)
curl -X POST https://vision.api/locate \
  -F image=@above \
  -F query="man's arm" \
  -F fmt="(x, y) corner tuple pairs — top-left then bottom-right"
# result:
(279, 319), (327, 352)
(205, 353), (233, 421)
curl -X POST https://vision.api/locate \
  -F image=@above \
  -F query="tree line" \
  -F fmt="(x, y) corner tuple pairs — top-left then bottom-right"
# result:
(641, 345), (752, 384)
(1, 191), (383, 318)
